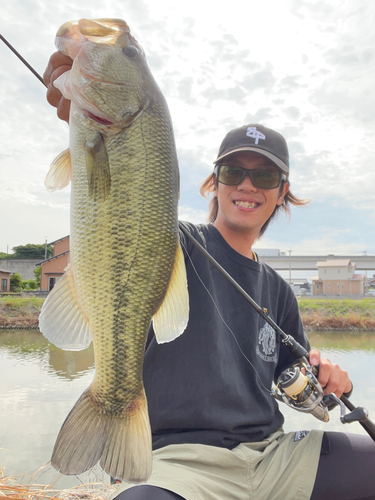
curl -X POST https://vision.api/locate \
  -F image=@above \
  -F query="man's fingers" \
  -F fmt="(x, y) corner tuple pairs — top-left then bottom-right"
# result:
(43, 51), (72, 86)
(43, 52), (72, 123)
(318, 359), (351, 397)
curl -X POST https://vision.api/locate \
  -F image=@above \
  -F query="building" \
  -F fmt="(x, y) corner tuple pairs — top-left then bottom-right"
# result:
(37, 236), (70, 291)
(312, 259), (366, 296)
(290, 280), (311, 295)
(0, 269), (12, 292)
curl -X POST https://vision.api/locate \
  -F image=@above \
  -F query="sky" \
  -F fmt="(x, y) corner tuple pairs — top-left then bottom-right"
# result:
(1, 0), (374, 257)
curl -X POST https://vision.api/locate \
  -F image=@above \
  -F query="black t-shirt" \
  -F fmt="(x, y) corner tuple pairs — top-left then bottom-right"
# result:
(144, 222), (310, 450)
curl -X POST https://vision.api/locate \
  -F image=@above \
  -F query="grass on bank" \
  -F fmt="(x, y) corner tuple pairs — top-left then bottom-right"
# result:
(297, 297), (375, 330)
(0, 296), (44, 328)
(1, 296), (375, 330)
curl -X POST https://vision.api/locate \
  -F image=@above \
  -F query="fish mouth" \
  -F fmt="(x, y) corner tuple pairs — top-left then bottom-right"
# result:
(234, 201), (260, 208)
(84, 110), (114, 125)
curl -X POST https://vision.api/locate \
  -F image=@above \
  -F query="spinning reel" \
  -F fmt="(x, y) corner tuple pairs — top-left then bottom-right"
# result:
(272, 357), (329, 422)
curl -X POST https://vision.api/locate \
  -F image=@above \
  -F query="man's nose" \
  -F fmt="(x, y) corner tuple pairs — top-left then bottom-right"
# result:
(238, 172), (257, 190)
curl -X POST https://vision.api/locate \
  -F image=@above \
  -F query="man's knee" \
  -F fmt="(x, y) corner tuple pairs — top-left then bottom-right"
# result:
(114, 485), (185, 500)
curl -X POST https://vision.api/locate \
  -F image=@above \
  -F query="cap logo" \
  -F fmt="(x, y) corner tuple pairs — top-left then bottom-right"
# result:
(246, 126), (266, 145)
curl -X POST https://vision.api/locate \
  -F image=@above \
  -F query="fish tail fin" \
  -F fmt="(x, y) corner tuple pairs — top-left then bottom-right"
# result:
(51, 388), (152, 483)
(51, 388), (107, 475)
(101, 390), (152, 483)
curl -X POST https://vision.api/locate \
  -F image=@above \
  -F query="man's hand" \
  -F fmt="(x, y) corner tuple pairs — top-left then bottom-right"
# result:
(43, 51), (72, 123)
(309, 348), (352, 398)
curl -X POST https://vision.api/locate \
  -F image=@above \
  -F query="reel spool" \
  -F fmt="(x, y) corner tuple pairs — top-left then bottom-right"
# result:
(272, 359), (329, 422)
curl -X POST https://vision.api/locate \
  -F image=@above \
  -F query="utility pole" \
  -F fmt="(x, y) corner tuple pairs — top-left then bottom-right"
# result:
(288, 249), (292, 285)
(44, 238), (48, 260)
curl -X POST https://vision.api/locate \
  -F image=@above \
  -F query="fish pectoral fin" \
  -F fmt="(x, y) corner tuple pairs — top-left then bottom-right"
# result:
(152, 243), (189, 344)
(39, 264), (92, 350)
(85, 132), (111, 201)
(52, 387), (152, 483)
(45, 148), (72, 192)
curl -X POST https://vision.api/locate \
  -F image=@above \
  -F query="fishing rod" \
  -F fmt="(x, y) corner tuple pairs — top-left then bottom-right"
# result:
(179, 223), (375, 441)
(4, 35), (375, 441)
(0, 34), (47, 87)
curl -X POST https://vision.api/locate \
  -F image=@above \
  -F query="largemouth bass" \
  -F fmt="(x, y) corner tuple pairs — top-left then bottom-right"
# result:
(39, 18), (189, 483)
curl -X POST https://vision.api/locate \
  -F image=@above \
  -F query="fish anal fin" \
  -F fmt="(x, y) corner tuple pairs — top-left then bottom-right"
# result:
(153, 243), (189, 344)
(85, 132), (111, 201)
(52, 388), (152, 483)
(39, 264), (92, 350)
(45, 148), (72, 192)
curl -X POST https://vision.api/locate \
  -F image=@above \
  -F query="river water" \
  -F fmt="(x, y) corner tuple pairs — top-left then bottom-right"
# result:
(1, 329), (375, 489)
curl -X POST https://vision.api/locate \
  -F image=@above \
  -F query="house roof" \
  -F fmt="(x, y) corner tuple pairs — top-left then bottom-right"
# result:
(36, 250), (70, 266)
(316, 259), (355, 267)
(350, 274), (366, 281)
(0, 269), (12, 274)
(48, 235), (70, 246)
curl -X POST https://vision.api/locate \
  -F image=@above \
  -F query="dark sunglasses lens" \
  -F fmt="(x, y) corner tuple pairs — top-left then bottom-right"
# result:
(251, 169), (281, 189)
(218, 165), (245, 185)
(218, 165), (282, 189)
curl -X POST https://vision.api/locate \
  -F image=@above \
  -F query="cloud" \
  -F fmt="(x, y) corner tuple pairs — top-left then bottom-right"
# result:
(178, 205), (207, 225)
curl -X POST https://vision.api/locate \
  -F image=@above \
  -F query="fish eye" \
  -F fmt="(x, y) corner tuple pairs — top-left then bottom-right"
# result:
(123, 46), (139, 58)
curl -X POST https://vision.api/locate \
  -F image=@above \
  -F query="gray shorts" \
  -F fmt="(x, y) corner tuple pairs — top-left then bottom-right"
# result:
(111, 429), (324, 500)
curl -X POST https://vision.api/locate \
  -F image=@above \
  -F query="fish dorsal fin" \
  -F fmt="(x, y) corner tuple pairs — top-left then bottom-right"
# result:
(45, 148), (72, 192)
(85, 132), (111, 201)
(39, 264), (92, 350)
(152, 243), (189, 343)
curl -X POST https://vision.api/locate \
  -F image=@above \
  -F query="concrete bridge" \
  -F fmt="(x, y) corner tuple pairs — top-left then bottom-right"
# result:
(258, 254), (375, 273)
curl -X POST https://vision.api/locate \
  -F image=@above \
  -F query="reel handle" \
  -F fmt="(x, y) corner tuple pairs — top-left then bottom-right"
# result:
(340, 395), (375, 442)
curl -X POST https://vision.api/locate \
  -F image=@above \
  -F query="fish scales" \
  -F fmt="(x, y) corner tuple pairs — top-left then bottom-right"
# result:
(39, 18), (189, 483)
(71, 100), (178, 400)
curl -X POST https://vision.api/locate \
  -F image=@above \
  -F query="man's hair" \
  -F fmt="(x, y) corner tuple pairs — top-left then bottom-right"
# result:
(199, 168), (309, 238)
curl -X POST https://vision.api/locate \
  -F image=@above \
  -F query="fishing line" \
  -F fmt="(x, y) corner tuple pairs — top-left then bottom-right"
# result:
(179, 236), (272, 396)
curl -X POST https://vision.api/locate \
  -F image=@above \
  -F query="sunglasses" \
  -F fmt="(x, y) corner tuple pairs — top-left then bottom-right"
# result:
(214, 164), (287, 189)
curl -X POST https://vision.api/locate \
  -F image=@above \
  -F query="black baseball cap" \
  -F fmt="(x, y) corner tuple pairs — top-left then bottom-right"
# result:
(214, 124), (289, 173)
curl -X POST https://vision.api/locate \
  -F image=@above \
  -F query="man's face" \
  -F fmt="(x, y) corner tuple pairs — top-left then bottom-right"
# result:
(213, 151), (289, 238)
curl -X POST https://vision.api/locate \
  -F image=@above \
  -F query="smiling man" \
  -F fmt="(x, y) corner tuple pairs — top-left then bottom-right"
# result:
(44, 49), (375, 500)
(204, 125), (292, 257)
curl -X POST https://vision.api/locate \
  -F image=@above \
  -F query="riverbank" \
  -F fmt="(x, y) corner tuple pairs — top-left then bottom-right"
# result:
(297, 297), (375, 331)
(0, 296), (43, 328)
(1, 296), (375, 331)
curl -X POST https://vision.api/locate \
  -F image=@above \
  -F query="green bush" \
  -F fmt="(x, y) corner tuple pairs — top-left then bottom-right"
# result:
(23, 280), (39, 290)
(10, 273), (24, 292)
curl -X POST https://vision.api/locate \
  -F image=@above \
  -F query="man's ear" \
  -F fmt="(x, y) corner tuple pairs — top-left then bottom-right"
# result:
(277, 182), (289, 206)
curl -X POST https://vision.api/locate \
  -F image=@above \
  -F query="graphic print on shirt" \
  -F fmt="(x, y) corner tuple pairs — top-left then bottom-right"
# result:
(256, 322), (277, 363)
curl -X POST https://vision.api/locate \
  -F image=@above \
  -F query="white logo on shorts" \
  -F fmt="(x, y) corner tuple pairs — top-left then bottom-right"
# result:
(246, 126), (266, 144)
(256, 322), (277, 363)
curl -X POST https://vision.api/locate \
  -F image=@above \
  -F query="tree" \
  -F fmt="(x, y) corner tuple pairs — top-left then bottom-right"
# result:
(0, 252), (11, 260)
(11, 244), (53, 259)
(10, 273), (24, 292)
(34, 266), (41, 287)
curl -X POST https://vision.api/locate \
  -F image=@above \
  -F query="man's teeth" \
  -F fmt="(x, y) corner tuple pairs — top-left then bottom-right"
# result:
(234, 201), (258, 208)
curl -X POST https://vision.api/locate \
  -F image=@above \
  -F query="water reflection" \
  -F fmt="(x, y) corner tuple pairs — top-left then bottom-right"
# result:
(0, 330), (94, 380)
(308, 331), (375, 354)
(0, 329), (99, 488)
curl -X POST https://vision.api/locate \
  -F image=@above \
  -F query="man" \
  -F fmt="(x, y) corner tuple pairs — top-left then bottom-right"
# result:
(44, 53), (375, 500)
